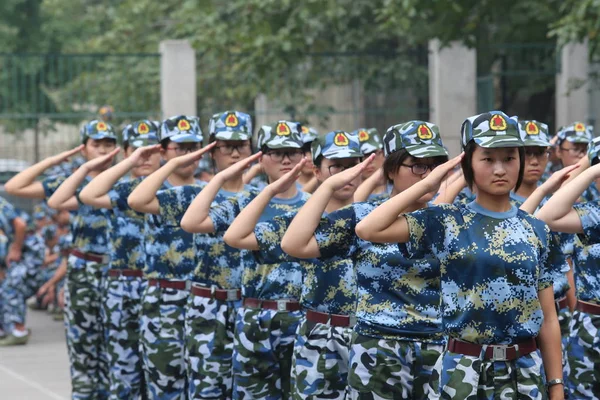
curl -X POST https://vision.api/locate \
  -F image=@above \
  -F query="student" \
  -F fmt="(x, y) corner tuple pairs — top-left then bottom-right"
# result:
(297, 126), (319, 193)
(535, 137), (600, 399)
(224, 130), (365, 399)
(78, 120), (161, 399)
(180, 121), (309, 400)
(5, 120), (118, 399)
(282, 121), (449, 399)
(126, 115), (211, 399)
(354, 111), (564, 400)
(354, 128), (387, 200)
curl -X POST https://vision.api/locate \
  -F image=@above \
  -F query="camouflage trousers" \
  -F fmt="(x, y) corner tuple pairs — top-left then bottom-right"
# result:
(64, 254), (110, 400)
(140, 283), (188, 400)
(292, 317), (352, 400)
(347, 333), (444, 400)
(432, 349), (546, 400)
(564, 309), (600, 399)
(557, 305), (571, 385)
(103, 275), (147, 400)
(0, 253), (44, 331)
(185, 288), (242, 399)
(232, 306), (303, 400)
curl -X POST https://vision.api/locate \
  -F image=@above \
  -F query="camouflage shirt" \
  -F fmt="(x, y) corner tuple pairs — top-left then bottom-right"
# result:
(107, 177), (147, 271)
(315, 202), (443, 342)
(157, 183), (255, 288)
(255, 212), (356, 315)
(405, 201), (559, 345)
(573, 201), (600, 304)
(210, 188), (311, 300)
(0, 196), (41, 257)
(42, 175), (111, 255)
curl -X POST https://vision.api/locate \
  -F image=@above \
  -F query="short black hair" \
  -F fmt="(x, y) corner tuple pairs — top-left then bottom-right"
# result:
(313, 155), (323, 168)
(461, 141), (525, 192)
(382, 149), (410, 184)
(160, 138), (171, 150)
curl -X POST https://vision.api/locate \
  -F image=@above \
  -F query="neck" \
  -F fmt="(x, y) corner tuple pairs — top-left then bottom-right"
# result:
(274, 182), (298, 199)
(475, 190), (511, 213)
(297, 173), (313, 185)
(515, 181), (537, 198)
(221, 176), (245, 193)
(167, 173), (196, 187)
(325, 195), (352, 214)
(371, 183), (386, 195)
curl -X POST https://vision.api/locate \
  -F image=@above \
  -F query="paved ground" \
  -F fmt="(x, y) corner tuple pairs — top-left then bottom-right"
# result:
(0, 309), (70, 399)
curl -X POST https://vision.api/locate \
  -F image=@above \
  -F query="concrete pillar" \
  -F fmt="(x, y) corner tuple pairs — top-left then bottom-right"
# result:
(160, 40), (196, 117)
(556, 41), (590, 129)
(428, 39), (477, 156)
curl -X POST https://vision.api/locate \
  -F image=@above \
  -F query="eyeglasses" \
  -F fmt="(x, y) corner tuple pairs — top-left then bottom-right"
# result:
(327, 163), (360, 176)
(525, 149), (551, 159)
(264, 150), (304, 162)
(400, 163), (440, 176)
(559, 146), (586, 156)
(214, 143), (251, 155)
(166, 144), (201, 155)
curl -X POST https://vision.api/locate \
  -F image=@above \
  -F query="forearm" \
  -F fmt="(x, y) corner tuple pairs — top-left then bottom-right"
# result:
(566, 266), (576, 311)
(223, 188), (274, 250)
(242, 163), (262, 184)
(5, 158), (54, 198)
(301, 177), (319, 194)
(433, 176), (466, 205)
(47, 167), (87, 209)
(44, 252), (60, 266)
(354, 173), (382, 202)
(538, 288), (563, 384)
(538, 168), (595, 223)
(521, 186), (550, 214)
(128, 161), (176, 213)
(11, 218), (26, 250)
(49, 259), (67, 285)
(80, 158), (135, 207)
(180, 175), (225, 233)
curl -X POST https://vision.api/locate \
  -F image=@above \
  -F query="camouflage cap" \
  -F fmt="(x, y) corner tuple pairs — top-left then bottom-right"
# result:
(557, 122), (593, 144)
(588, 136), (600, 166)
(384, 121), (449, 158)
(123, 120), (160, 148)
(354, 128), (383, 154)
(160, 115), (203, 143)
(461, 111), (522, 149)
(301, 126), (319, 144)
(80, 120), (118, 142)
(518, 120), (551, 147)
(208, 111), (252, 141)
(311, 131), (363, 161)
(256, 121), (303, 150)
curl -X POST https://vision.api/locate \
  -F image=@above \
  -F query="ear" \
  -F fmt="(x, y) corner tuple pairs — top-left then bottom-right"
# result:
(313, 165), (323, 181)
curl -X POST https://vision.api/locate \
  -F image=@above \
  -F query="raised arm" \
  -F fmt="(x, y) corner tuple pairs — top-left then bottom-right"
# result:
(5, 217), (26, 266)
(5, 145), (84, 199)
(281, 155), (375, 259)
(47, 149), (120, 211)
(519, 164), (579, 214)
(224, 159), (306, 250)
(180, 152), (261, 233)
(354, 168), (385, 202)
(433, 171), (467, 205)
(355, 154), (463, 243)
(80, 145), (161, 209)
(128, 144), (215, 215)
(537, 163), (600, 233)
(242, 163), (264, 185)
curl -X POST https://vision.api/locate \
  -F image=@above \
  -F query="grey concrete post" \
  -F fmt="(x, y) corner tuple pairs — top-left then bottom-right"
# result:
(428, 39), (477, 156)
(556, 41), (590, 129)
(160, 40), (197, 117)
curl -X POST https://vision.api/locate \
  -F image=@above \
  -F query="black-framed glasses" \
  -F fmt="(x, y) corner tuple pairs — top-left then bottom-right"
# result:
(166, 144), (201, 155)
(525, 149), (551, 159)
(214, 143), (252, 155)
(264, 150), (304, 162)
(559, 146), (586, 156)
(327, 163), (360, 176)
(400, 163), (440, 176)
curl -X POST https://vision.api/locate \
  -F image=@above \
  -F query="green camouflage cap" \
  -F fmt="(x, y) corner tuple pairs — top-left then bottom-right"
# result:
(557, 122), (593, 144)
(384, 121), (449, 158)
(160, 115), (203, 143)
(588, 136), (600, 166)
(256, 121), (303, 150)
(208, 110), (252, 141)
(301, 126), (319, 144)
(518, 120), (551, 147)
(122, 120), (160, 148)
(461, 111), (522, 149)
(311, 131), (363, 162)
(353, 128), (382, 154)
(80, 120), (118, 142)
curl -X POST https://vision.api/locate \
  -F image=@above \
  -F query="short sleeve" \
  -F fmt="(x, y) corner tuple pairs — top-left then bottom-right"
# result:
(404, 204), (451, 258)
(0, 197), (19, 234)
(157, 186), (201, 226)
(575, 201), (600, 244)
(41, 175), (66, 199)
(538, 226), (561, 291)
(109, 179), (140, 213)
(209, 191), (253, 234)
(254, 213), (295, 264)
(314, 204), (357, 259)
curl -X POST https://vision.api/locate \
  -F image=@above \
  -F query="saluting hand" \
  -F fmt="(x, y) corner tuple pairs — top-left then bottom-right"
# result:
(82, 148), (121, 172)
(171, 142), (217, 168)
(422, 153), (464, 193)
(128, 145), (162, 167)
(49, 145), (85, 166)
(216, 152), (263, 182)
(323, 153), (376, 192)
(266, 158), (307, 196)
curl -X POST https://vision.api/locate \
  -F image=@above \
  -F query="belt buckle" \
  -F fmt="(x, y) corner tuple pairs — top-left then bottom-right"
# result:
(492, 345), (508, 361)
(348, 315), (357, 327)
(185, 281), (192, 291)
(277, 300), (287, 312)
(101, 255), (110, 264)
(226, 290), (239, 302)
